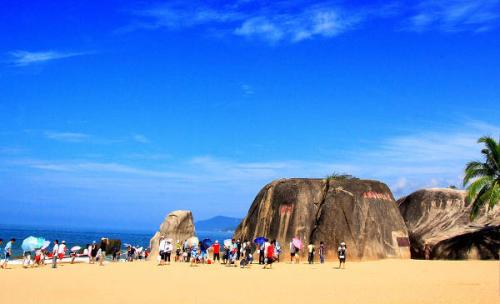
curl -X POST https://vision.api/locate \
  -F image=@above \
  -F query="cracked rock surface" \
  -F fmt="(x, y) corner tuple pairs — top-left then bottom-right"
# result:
(234, 178), (410, 260)
(398, 188), (499, 259)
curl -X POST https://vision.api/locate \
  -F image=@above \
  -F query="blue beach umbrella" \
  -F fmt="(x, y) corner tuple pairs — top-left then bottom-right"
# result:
(201, 239), (213, 250)
(253, 237), (268, 246)
(22, 236), (45, 252)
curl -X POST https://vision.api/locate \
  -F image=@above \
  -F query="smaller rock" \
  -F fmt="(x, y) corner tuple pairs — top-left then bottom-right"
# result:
(398, 188), (499, 260)
(149, 210), (196, 256)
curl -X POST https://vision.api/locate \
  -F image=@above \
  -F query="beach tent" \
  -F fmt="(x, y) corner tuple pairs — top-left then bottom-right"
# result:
(21, 236), (45, 252)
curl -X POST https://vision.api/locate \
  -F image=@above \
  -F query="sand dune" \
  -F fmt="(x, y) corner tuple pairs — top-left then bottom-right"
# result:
(0, 259), (497, 304)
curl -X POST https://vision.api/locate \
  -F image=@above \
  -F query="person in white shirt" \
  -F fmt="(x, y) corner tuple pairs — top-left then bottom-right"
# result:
(165, 240), (173, 264)
(58, 241), (67, 260)
(263, 241), (271, 264)
(158, 237), (167, 266)
(52, 240), (59, 269)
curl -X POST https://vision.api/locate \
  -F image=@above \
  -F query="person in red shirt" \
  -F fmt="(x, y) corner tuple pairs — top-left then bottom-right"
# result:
(212, 240), (220, 263)
(263, 240), (276, 269)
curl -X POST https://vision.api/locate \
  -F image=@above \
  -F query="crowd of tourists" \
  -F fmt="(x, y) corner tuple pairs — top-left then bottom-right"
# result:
(156, 237), (348, 269)
(0, 237), (348, 269)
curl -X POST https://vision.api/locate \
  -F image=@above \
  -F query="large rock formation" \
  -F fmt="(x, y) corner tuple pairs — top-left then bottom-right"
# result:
(150, 210), (196, 256)
(398, 188), (499, 260)
(234, 178), (411, 260)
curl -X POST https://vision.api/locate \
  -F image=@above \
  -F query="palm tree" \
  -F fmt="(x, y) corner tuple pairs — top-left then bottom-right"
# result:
(463, 136), (500, 220)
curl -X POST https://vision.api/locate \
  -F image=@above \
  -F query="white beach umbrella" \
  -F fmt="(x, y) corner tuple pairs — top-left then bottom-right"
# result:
(41, 241), (51, 250)
(186, 236), (199, 247)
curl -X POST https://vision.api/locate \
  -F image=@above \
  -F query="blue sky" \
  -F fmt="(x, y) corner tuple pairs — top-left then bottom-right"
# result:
(1, 0), (499, 231)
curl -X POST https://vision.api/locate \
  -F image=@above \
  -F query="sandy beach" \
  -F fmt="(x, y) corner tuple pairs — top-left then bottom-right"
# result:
(1, 259), (497, 304)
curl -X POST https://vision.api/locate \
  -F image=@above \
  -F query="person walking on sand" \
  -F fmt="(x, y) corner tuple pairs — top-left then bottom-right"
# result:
(289, 241), (295, 262)
(259, 243), (265, 265)
(275, 241), (281, 262)
(236, 239), (242, 260)
(91, 241), (98, 264)
(158, 237), (166, 266)
(86, 243), (92, 263)
(319, 241), (325, 264)
(244, 241), (253, 265)
(52, 240), (59, 268)
(99, 238), (108, 266)
(58, 240), (67, 261)
(337, 242), (347, 269)
(165, 240), (173, 265)
(2, 238), (15, 269)
(34, 247), (43, 267)
(175, 240), (181, 262)
(307, 242), (315, 264)
(263, 240), (276, 269)
(294, 245), (300, 264)
(212, 240), (220, 263)
(190, 244), (199, 267)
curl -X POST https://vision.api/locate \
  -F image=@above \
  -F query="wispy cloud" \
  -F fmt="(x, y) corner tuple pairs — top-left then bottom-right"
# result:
(406, 0), (500, 32)
(2, 120), (499, 204)
(240, 84), (254, 96)
(121, 0), (500, 43)
(44, 131), (90, 143)
(8, 50), (89, 67)
(132, 134), (150, 144)
(234, 7), (363, 43)
(122, 1), (369, 43)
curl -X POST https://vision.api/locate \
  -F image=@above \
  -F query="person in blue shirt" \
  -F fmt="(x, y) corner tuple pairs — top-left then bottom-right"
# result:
(1, 238), (16, 269)
(189, 244), (199, 267)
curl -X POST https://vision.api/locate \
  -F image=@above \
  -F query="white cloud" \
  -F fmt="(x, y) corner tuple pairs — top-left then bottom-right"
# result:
(125, 1), (368, 44)
(132, 134), (150, 144)
(3, 120), (499, 200)
(407, 0), (500, 32)
(240, 84), (254, 95)
(44, 131), (90, 143)
(8, 50), (88, 66)
(234, 8), (361, 43)
(122, 0), (500, 43)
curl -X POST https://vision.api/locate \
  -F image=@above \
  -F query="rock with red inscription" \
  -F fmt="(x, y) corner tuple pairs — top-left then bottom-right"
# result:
(398, 188), (499, 259)
(233, 178), (410, 260)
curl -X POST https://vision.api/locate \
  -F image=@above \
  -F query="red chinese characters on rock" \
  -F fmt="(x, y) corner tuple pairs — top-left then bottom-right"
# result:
(362, 191), (392, 201)
(280, 204), (294, 216)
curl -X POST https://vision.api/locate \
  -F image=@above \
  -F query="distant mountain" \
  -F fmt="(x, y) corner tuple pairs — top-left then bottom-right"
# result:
(195, 216), (242, 232)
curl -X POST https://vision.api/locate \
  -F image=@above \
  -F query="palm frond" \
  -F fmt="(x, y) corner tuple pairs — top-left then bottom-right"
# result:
(479, 136), (500, 170)
(487, 181), (500, 210)
(464, 136), (499, 220)
(470, 185), (488, 220)
(465, 175), (492, 205)
(463, 161), (491, 186)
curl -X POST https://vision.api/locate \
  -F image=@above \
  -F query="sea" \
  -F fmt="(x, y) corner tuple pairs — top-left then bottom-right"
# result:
(0, 225), (233, 258)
